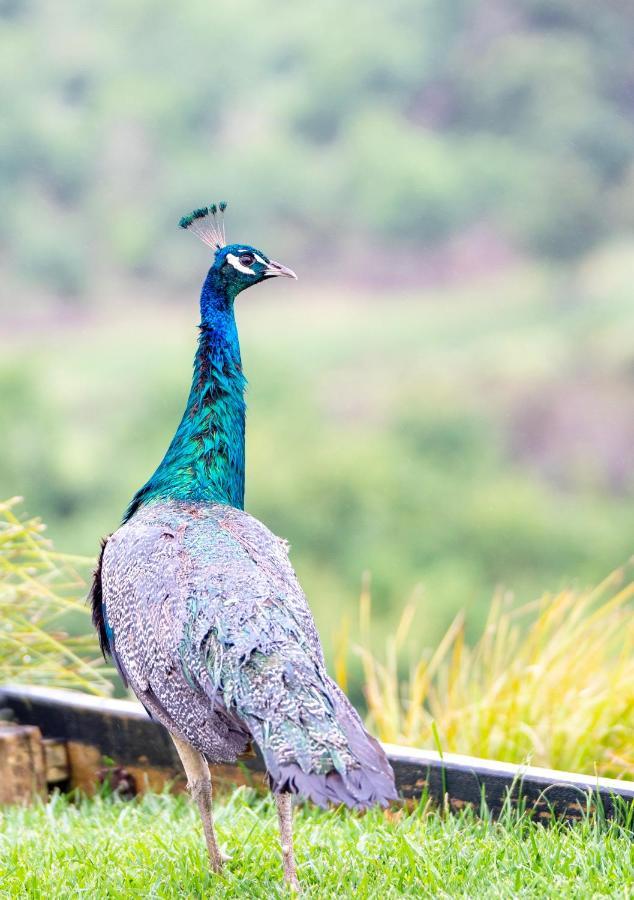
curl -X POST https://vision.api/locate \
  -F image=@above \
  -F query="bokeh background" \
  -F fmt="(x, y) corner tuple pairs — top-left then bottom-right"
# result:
(1, 0), (633, 667)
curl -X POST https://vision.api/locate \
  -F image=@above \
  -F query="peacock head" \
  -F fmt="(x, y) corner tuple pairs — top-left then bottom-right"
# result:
(179, 203), (296, 300)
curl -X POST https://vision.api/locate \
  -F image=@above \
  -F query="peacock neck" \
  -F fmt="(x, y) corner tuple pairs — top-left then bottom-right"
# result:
(125, 274), (246, 520)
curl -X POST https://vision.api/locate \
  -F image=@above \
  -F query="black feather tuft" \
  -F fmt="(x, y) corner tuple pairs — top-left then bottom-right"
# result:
(123, 483), (152, 523)
(89, 537), (111, 660)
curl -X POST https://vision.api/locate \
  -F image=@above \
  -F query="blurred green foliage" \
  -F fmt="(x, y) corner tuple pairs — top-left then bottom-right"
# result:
(2, 250), (633, 660)
(1, 0), (634, 296)
(1, 0), (633, 671)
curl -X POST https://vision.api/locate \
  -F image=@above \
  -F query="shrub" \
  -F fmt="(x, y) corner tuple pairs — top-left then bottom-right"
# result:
(342, 566), (634, 779)
(0, 498), (110, 694)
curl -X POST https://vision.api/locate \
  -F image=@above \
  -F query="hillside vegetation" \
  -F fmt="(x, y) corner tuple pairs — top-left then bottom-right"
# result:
(1, 0), (634, 297)
(1, 0), (633, 707)
(2, 254), (633, 658)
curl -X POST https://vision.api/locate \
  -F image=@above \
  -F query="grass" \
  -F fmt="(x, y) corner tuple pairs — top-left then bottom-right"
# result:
(1, 788), (633, 898)
(345, 566), (634, 780)
(0, 497), (110, 695)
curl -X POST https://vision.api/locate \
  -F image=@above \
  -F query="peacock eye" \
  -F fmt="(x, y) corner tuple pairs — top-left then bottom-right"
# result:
(239, 252), (255, 267)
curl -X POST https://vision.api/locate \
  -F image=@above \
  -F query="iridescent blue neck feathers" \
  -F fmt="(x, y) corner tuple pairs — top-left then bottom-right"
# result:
(125, 272), (246, 520)
(124, 207), (296, 523)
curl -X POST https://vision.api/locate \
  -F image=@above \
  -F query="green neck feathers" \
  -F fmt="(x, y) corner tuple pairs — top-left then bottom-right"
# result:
(125, 270), (246, 520)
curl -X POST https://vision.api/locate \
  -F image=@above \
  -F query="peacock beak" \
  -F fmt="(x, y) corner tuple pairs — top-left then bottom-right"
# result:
(264, 260), (297, 280)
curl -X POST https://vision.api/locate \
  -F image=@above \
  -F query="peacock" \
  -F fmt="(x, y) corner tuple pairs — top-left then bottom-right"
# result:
(90, 203), (397, 890)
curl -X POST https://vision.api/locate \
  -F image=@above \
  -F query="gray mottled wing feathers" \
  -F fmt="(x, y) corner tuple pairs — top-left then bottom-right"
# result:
(101, 501), (396, 809)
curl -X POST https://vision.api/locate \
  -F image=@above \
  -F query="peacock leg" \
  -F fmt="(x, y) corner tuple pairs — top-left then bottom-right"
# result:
(275, 791), (300, 891)
(171, 734), (227, 873)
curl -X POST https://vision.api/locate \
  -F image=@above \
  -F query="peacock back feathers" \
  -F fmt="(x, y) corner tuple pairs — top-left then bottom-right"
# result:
(99, 500), (396, 809)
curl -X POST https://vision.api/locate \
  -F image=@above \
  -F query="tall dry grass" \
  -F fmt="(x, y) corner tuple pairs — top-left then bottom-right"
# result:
(2, 496), (632, 779)
(338, 568), (634, 780)
(0, 498), (110, 695)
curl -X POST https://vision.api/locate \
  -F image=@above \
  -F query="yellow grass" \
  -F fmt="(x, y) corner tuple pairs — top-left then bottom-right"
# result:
(342, 567), (634, 780)
(0, 498), (111, 695)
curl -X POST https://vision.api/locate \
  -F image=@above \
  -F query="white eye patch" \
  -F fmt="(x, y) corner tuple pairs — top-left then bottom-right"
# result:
(226, 253), (255, 275)
(226, 252), (267, 275)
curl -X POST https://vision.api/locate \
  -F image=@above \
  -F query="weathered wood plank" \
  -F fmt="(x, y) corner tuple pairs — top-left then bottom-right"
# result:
(43, 738), (70, 784)
(0, 723), (46, 804)
(0, 685), (266, 797)
(384, 743), (634, 821)
(2, 684), (633, 820)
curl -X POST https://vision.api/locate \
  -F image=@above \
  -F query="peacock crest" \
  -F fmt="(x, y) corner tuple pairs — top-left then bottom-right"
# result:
(179, 202), (227, 249)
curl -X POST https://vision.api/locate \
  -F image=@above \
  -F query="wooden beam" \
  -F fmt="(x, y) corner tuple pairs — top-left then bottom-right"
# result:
(2, 684), (633, 820)
(0, 723), (46, 805)
(384, 743), (634, 821)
